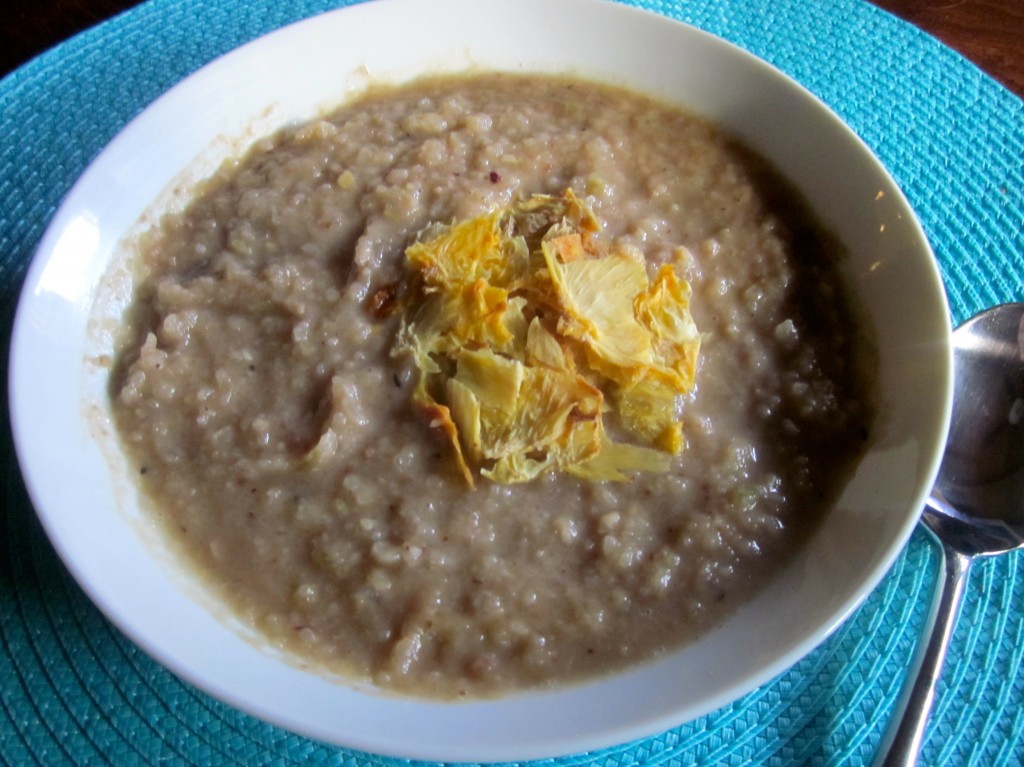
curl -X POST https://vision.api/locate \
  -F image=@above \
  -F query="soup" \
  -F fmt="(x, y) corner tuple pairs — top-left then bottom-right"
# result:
(107, 73), (875, 698)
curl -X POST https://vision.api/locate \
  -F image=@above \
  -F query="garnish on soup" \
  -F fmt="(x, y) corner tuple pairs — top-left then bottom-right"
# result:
(392, 190), (701, 486)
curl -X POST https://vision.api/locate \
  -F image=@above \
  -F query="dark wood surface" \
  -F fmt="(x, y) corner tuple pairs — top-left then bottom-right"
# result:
(3, 0), (144, 77)
(3, 0), (1023, 97)
(873, 0), (1024, 97)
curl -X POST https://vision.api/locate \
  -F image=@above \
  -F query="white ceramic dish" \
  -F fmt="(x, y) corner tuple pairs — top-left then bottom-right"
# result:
(9, 0), (952, 761)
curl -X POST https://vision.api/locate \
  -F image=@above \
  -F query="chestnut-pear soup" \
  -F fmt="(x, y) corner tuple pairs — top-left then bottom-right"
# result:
(106, 73), (876, 698)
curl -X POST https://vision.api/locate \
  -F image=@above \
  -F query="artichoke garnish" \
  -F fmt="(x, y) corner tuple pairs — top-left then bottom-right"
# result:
(392, 190), (700, 486)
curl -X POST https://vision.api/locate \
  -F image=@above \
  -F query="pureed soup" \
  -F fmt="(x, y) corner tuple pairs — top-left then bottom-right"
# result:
(106, 72), (876, 698)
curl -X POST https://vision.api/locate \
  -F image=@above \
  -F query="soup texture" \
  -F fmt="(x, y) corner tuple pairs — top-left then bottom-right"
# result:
(108, 73), (875, 698)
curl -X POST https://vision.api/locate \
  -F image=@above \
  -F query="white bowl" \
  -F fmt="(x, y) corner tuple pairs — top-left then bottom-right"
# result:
(8, 0), (952, 761)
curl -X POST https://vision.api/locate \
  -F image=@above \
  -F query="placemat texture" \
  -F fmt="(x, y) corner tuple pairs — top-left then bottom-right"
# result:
(1, 0), (1022, 764)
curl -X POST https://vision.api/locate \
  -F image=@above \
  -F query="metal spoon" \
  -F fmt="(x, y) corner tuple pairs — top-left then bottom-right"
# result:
(874, 302), (1024, 767)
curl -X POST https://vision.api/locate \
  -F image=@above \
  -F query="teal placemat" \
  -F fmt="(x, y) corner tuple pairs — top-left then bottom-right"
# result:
(2, 0), (1022, 764)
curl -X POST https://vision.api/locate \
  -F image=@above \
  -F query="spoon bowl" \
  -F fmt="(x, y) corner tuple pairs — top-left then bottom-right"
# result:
(934, 304), (1024, 526)
(875, 303), (1024, 767)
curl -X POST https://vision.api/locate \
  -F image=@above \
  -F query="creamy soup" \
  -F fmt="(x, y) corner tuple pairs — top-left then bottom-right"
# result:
(108, 73), (875, 698)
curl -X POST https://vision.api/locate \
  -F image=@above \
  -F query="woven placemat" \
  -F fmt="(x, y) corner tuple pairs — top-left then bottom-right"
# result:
(2, 0), (1022, 764)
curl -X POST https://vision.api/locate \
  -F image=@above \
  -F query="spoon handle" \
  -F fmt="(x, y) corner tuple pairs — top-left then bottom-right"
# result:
(872, 543), (972, 767)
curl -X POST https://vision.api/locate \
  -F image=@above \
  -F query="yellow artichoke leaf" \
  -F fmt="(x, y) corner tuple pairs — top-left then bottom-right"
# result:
(392, 307), (445, 414)
(509, 193), (566, 244)
(446, 377), (482, 464)
(525, 317), (571, 371)
(395, 292), (454, 360)
(499, 233), (532, 290)
(615, 379), (683, 454)
(479, 365), (602, 463)
(561, 187), (601, 233)
(419, 399), (474, 488)
(401, 284), (521, 360)
(544, 248), (653, 385)
(451, 279), (513, 349)
(547, 232), (586, 263)
(656, 421), (684, 455)
(499, 296), (530, 358)
(509, 189), (599, 261)
(567, 434), (673, 482)
(481, 382), (603, 483)
(482, 453), (554, 485)
(561, 410), (603, 464)
(453, 348), (524, 417)
(406, 211), (509, 289)
(634, 264), (701, 392)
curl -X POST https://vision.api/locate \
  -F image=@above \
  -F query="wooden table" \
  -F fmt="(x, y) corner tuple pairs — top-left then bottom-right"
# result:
(3, 0), (1023, 96)
(873, 0), (1024, 96)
